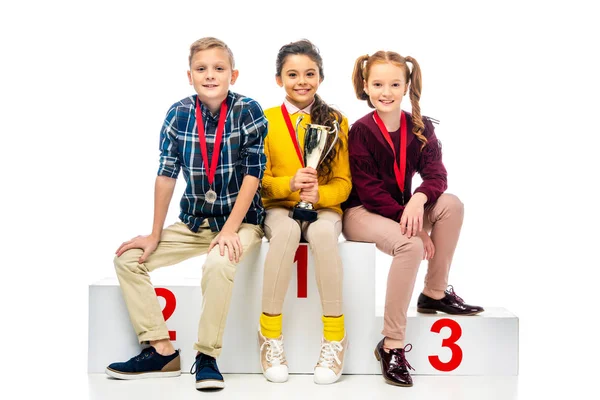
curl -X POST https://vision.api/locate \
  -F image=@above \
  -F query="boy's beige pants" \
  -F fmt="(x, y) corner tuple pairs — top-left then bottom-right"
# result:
(114, 220), (263, 358)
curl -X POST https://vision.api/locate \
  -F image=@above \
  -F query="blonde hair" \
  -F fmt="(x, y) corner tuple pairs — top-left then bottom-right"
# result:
(188, 37), (235, 68)
(352, 51), (427, 149)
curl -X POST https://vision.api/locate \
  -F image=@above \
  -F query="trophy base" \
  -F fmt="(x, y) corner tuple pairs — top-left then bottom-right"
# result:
(290, 206), (318, 223)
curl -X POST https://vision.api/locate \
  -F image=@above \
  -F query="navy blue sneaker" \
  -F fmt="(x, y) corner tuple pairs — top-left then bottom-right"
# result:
(190, 353), (225, 390)
(106, 347), (181, 380)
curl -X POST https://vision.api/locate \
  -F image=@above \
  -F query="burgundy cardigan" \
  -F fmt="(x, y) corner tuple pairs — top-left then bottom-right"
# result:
(342, 111), (448, 222)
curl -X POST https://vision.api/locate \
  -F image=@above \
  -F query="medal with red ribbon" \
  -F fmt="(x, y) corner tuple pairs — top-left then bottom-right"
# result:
(196, 97), (228, 204)
(373, 110), (407, 205)
(281, 103), (305, 167)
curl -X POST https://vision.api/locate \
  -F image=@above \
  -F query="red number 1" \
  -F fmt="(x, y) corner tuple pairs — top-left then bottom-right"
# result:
(428, 318), (463, 372)
(155, 288), (177, 341)
(294, 245), (308, 298)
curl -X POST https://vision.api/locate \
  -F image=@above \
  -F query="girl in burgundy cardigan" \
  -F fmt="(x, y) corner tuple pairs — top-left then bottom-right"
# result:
(342, 51), (483, 387)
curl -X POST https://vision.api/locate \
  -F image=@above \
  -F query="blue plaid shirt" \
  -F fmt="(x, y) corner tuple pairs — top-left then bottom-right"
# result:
(157, 91), (268, 232)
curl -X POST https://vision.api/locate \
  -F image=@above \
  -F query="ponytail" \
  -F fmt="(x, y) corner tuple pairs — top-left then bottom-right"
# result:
(311, 93), (344, 181)
(352, 55), (371, 106)
(405, 56), (427, 150)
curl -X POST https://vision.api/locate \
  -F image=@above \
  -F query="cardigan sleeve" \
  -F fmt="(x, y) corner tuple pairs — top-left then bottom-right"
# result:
(261, 132), (294, 200)
(414, 118), (448, 206)
(315, 117), (352, 209)
(348, 122), (405, 222)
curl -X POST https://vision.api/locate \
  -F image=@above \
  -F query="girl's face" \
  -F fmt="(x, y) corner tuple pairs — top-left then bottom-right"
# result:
(364, 62), (407, 115)
(277, 54), (322, 109)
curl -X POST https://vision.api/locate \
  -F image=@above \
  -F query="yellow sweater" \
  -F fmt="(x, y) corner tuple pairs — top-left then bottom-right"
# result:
(261, 106), (352, 214)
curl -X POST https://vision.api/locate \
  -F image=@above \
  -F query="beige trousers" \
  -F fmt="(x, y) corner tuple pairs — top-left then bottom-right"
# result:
(262, 207), (343, 317)
(114, 220), (263, 358)
(342, 194), (464, 345)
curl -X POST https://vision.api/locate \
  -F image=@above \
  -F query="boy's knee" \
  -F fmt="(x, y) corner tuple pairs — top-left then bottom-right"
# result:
(113, 250), (145, 275)
(203, 252), (236, 283)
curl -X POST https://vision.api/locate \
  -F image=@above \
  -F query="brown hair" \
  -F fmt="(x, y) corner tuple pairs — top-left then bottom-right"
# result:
(276, 39), (343, 181)
(352, 51), (427, 149)
(189, 37), (235, 68)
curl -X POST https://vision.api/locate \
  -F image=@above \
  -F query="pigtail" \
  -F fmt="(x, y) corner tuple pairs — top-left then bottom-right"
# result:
(405, 56), (427, 150)
(352, 55), (373, 107)
(311, 93), (344, 181)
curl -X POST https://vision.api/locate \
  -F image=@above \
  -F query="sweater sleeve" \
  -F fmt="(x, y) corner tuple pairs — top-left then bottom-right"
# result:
(316, 117), (352, 209)
(348, 122), (405, 221)
(261, 127), (294, 200)
(414, 118), (448, 206)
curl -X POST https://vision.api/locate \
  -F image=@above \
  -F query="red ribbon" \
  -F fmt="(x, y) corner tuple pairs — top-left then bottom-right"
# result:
(373, 111), (407, 194)
(281, 103), (305, 168)
(195, 97), (228, 187)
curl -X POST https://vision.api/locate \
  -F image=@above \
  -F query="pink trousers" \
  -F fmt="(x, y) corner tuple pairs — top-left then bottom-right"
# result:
(342, 194), (464, 345)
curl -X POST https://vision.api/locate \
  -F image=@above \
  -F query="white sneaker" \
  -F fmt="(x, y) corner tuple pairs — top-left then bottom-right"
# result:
(314, 335), (348, 384)
(258, 329), (288, 383)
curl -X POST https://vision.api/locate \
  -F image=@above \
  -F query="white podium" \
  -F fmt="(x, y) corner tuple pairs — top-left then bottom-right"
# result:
(88, 242), (518, 375)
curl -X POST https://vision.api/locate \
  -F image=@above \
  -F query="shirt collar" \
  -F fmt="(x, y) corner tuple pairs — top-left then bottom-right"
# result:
(197, 91), (233, 120)
(284, 98), (314, 115)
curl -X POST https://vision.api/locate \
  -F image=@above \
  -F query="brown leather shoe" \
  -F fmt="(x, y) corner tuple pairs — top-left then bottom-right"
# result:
(417, 285), (484, 315)
(374, 339), (414, 387)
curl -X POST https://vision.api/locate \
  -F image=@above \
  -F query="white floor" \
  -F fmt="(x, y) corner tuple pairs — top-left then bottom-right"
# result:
(88, 373), (520, 400)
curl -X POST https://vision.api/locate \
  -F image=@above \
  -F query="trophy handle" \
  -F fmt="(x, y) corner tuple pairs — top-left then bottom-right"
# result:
(321, 120), (340, 162)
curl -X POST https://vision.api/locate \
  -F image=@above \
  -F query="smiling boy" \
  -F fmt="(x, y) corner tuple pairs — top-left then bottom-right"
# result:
(106, 37), (267, 391)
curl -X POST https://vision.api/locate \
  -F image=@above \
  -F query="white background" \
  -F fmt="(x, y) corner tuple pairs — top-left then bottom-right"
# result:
(1, 0), (598, 398)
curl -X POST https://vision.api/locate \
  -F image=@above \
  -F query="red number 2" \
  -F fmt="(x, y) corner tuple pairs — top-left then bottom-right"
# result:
(155, 288), (176, 341)
(428, 318), (463, 372)
(294, 245), (308, 298)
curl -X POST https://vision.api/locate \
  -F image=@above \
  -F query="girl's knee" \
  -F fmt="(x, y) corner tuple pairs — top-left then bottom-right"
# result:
(267, 218), (301, 242)
(440, 193), (464, 214)
(392, 237), (423, 262)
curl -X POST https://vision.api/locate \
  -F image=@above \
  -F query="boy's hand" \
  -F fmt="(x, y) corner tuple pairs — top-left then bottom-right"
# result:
(300, 183), (320, 204)
(417, 230), (435, 260)
(209, 229), (242, 263)
(290, 167), (318, 192)
(115, 235), (160, 263)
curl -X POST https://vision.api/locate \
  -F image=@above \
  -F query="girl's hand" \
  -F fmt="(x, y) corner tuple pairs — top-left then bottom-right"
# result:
(399, 193), (428, 238)
(418, 230), (435, 260)
(290, 167), (318, 192)
(115, 234), (160, 263)
(208, 229), (243, 263)
(300, 183), (320, 204)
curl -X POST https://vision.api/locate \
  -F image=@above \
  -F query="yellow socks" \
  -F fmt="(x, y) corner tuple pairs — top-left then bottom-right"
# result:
(260, 313), (282, 339)
(322, 314), (345, 342)
(261, 314), (345, 341)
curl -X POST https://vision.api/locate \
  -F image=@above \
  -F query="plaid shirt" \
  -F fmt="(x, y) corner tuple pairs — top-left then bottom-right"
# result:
(158, 91), (267, 232)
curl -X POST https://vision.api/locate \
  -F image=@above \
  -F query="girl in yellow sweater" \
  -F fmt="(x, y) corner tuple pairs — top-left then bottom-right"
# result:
(258, 39), (352, 385)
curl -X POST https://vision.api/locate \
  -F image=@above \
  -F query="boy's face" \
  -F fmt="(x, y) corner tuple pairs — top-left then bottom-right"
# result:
(187, 48), (238, 109)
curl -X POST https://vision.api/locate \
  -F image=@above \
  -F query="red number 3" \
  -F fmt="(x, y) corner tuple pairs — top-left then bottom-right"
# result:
(428, 318), (463, 371)
(155, 288), (177, 341)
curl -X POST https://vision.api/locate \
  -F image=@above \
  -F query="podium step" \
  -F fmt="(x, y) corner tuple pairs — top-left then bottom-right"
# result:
(88, 242), (518, 375)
